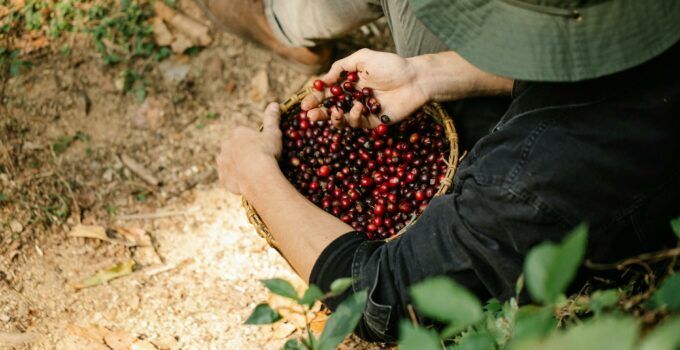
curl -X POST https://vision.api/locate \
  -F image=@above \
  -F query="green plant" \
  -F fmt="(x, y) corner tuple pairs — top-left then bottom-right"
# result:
(89, 0), (166, 65)
(0, 48), (30, 77)
(248, 218), (680, 349)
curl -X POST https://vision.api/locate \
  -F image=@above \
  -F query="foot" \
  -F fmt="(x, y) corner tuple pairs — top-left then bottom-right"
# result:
(194, 0), (331, 74)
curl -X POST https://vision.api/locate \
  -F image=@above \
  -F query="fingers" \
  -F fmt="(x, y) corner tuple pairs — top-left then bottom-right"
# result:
(307, 107), (329, 122)
(262, 102), (280, 132)
(347, 101), (364, 128)
(322, 48), (371, 84)
(300, 90), (324, 111)
(329, 106), (346, 128)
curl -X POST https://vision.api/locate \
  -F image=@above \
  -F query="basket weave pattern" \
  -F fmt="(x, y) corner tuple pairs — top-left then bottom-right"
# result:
(242, 88), (459, 248)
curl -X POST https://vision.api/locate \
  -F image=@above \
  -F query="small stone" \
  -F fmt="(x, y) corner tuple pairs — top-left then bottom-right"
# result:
(0, 314), (10, 322)
(76, 189), (97, 209)
(249, 70), (269, 101)
(205, 57), (223, 79)
(102, 169), (114, 182)
(159, 60), (191, 84)
(129, 96), (169, 130)
(10, 220), (23, 233)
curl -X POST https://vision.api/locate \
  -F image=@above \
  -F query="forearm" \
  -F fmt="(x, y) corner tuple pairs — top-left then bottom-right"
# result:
(408, 51), (514, 103)
(240, 156), (353, 281)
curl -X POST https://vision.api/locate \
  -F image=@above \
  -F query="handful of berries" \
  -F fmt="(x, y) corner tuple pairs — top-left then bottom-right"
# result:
(279, 73), (451, 240)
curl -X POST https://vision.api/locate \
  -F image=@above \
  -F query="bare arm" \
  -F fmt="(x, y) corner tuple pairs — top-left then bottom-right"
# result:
(216, 103), (352, 281)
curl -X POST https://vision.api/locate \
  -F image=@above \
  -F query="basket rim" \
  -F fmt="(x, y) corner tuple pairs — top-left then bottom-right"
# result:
(242, 87), (460, 248)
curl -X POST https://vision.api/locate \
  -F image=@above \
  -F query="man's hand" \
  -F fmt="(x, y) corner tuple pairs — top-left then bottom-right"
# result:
(216, 102), (282, 195)
(301, 49), (513, 129)
(301, 49), (427, 129)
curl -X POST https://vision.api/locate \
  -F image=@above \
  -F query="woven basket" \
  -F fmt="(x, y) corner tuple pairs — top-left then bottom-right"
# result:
(242, 87), (459, 249)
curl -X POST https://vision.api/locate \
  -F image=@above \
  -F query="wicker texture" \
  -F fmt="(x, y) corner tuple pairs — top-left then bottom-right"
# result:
(242, 88), (459, 249)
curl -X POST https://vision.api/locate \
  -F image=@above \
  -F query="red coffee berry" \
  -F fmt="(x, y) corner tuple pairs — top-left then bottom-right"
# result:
(361, 87), (373, 97)
(414, 190), (425, 201)
(330, 85), (343, 96)
(374, 204), (386, 216)
(317, 165), (330, 177)
(375, 124), (388, 136)
(347, 71), (359, 83)
(313, 79), (325, 91)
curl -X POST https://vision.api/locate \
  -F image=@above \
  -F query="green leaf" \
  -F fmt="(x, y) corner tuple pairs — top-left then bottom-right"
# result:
(639, 316), (680, 350)
(510, 306), (556, 342)
(261, 278), (299, 300)
(300, 284), (323, 307)
(398, 321), (442, 350)
(318, 290), (367, 350)
(671, 217), (680, 239)
(454, 332), (496, 350)
(589, 289), (620, 316)
(410, 277), (483, 328)
(524, 223), (588, 304)
(244, 303), (281, 325)
(650, 273), (680, 311)
(70, 260), (135, 290)
(329, 277), (353, 296)
(283, 339), (306, 350)
(511, 316), (638, 350)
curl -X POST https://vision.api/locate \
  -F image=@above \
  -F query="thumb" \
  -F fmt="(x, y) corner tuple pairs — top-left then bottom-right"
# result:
(262, 102), (281, 131)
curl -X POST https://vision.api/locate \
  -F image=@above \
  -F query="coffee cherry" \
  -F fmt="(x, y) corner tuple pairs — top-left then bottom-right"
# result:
(370, 103), (381, 114)
(360, 176), (373, 187)
(361, 87), (373, 97)
(317, 165), (330, 177)
(374, 204), (386, 216)
(415, 190), (425, 201)
(330, 85), (343, 96)
(347, 71), (359, 83)
(313, 80), (325, 91)
(375, 124), (388, 136)
(398, 201), (414, 214)
(342, 81), (355, 91)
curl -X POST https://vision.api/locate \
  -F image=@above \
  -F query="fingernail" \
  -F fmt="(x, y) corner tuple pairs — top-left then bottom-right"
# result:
(268, 103), (279, 112)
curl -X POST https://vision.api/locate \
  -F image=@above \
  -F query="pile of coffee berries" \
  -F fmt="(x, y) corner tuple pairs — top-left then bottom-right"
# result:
(313, 71), (385, 119)
(278, 73), (450, 240)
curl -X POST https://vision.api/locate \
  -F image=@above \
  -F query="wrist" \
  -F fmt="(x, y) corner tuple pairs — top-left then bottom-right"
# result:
(409, 51), (513, 102)
(238, 154), (280, 196)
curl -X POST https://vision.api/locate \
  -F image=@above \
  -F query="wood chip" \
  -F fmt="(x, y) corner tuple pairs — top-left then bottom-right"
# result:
(154, 2), (211, 46)
(152, 17), (174, 46)
(120, 153), (161, 186)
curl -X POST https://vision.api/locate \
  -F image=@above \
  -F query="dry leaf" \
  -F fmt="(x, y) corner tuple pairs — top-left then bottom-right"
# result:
(131, 340), (159, 350)
(71, 260), (135, 290)
(104, 330), (135, 350)
(170, 31), (193, 54)
(273, 322), (297, 339)
(69, 225), (151, 246)
(0, 332), (39, 346)
(67, 324), (110, 350)
(309, 311), (329, 334)
(151, 336), (179, 350)
(11, 0), (25, 10)
(154, 2), (211, 46)
(152, 17), (174, 46)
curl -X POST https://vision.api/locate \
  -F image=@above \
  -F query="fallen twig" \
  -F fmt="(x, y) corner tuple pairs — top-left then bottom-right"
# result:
(116, 208), (196, 221)
(585, 247), (680, 271)
(119, 153), (161, 187)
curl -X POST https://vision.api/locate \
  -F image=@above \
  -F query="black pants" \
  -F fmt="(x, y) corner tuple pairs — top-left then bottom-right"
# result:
(309, 42), (680, 343)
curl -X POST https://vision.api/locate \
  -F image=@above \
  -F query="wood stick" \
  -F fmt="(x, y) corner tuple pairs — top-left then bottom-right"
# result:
(119, 153), (161, 186)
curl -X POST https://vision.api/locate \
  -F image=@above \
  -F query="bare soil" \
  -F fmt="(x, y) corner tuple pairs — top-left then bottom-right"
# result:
(0, 1), (393, 348)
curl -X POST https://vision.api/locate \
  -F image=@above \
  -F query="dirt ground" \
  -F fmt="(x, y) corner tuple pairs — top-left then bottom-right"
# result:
(0, 1), (393, 349)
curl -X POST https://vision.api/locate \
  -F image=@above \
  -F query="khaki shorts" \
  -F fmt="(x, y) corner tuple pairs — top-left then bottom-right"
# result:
(263, 0), (448, 57)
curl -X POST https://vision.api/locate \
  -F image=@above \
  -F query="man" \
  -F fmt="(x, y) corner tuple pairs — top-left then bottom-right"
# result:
(213, 0), (680, 343)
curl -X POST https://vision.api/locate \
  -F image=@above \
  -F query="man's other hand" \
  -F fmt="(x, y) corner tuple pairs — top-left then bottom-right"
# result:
(216, 102), (282, 195)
